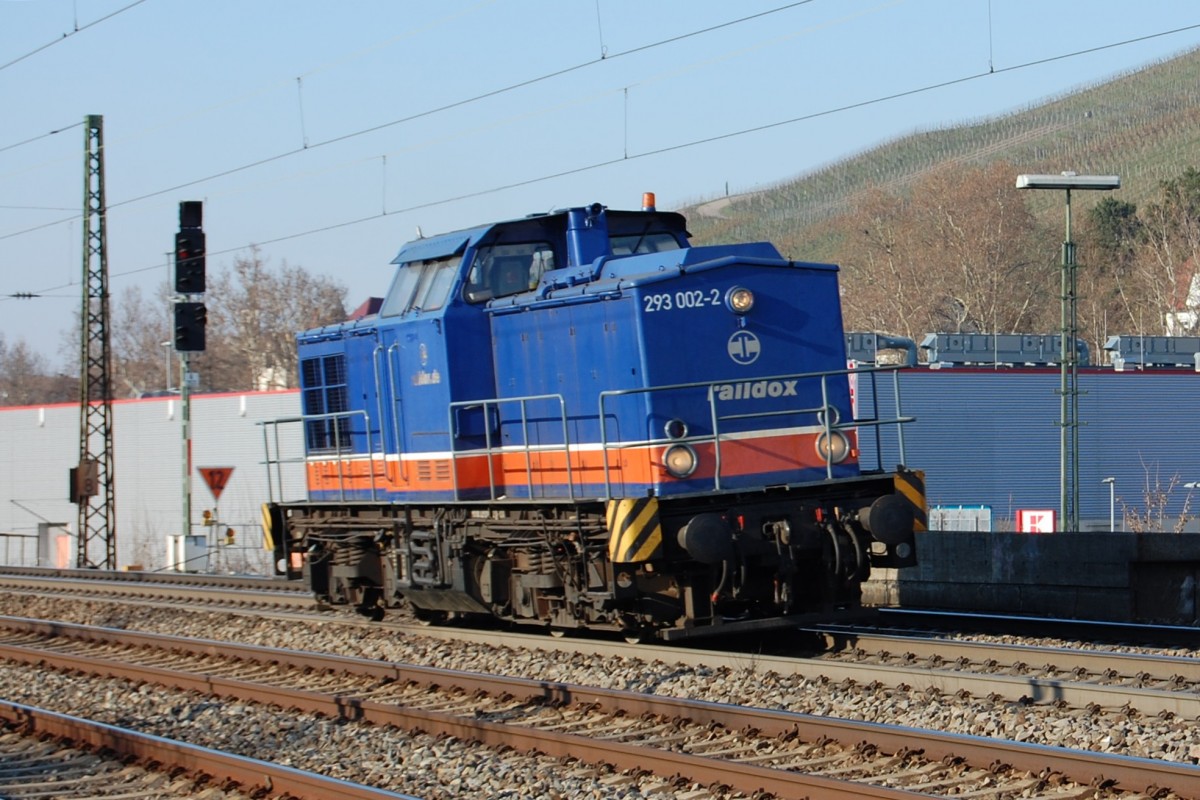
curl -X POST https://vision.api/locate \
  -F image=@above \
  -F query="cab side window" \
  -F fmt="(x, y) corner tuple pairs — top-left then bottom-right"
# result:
(464, 242), (555, 303)
(609, 232), (681, 256)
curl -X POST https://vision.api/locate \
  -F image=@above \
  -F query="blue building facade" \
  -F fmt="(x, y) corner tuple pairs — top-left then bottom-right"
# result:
(858, 367), (1200, 532)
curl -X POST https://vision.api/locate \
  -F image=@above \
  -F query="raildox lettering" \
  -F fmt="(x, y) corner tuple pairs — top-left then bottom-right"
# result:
(712, 380), (798, 401)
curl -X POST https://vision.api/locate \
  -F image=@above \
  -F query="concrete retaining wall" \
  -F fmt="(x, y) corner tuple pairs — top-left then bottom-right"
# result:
(866, 531), (1200, 625)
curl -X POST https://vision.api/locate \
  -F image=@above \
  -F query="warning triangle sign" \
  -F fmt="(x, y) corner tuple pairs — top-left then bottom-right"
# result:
(199, 467), (234, 501)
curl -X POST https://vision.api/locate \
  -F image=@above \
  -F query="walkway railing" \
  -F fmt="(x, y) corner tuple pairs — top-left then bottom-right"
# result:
(447, 394), (573, 502)
(259, 409), (376, 503)
(261, 365), (912, 504)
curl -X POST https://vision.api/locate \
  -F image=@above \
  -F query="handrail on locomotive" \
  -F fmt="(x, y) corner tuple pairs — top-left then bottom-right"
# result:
(447, 393), (576, 502)
(259, 363), (913, 505)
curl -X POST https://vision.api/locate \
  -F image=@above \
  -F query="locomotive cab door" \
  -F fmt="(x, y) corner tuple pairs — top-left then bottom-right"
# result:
(377, 247), (500, 501)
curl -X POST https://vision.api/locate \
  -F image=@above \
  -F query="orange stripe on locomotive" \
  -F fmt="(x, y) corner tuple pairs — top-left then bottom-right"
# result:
(304, 427), (858, 499)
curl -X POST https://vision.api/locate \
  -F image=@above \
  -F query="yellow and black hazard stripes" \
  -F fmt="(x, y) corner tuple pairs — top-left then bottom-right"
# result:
(261, 503), (280, 552)
(606, 497), (664, 563)
(894, 469), (927, 532)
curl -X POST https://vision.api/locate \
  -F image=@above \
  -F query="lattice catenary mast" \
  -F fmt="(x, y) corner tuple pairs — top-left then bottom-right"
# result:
(76, 113), (117, 568)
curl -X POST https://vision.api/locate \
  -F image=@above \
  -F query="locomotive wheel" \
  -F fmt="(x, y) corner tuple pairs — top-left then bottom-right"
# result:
(622, 628), (653, 645)
(413, 608), (450, 627)
(357, 605), (385, 622)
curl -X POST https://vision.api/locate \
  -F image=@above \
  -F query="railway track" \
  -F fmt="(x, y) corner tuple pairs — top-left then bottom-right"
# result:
(2, 565), (1192, 647)
(0, 569), (315, 613)
(0, 565), (303, 591)
(871, 609), (1200, 649)
(0, 701), (414, 800)
(806, 629), (1200, 717)
(2, 568), (1197, 719)
(0, 615), (1197, 799)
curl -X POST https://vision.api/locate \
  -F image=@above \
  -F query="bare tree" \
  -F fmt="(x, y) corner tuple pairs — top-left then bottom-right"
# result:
(1121, 459), (1194, 534)
(111, 284), (172, 396)
(908, 161), (1050, 335)
(203, 249), (347, 392)
(95, 250), (348, 396)
(837, 187), (932, 341)
(0, 334), (74, 406)
(836, 160), (1052, 344)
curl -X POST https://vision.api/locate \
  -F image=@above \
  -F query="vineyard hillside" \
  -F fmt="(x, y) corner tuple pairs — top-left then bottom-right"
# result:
(683, 46), (1200, 260)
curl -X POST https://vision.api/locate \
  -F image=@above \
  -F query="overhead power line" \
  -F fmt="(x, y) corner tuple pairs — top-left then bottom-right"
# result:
(0, 1), (818, 242)
(0, 122), (84, 156)
(4, 10), (1200, 306)
(8, 20), (1200, 307)
(0, 0), (151, 73)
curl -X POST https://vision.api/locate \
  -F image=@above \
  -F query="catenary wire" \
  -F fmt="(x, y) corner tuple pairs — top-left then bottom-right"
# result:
(0, 1), (496, 162)
(0, 0), (150, 73)
(8, 22), (1200, 303)
(0, 1), (817, 238)
(0, 122), (84, 156)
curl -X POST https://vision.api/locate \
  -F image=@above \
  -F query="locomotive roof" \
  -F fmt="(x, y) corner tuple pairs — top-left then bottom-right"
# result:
(390, 205), (689, 266)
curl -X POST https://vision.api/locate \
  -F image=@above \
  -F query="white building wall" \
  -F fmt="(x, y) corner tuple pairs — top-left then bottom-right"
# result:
(0, 390), (305, 572)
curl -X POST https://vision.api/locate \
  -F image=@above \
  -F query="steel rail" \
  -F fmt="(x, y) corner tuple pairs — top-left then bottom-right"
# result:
(0, 565), (306, 591)
(875, 608), (1200, 648)
(11, 589), (1195, 717)
(0, 628), (919, 799)
(0, 700), (419, 800)
(1, 616), (1198, 798)
(0, 574), (316, 608)
(1, 584), (1195, 718)
(816, 629), (1200, 681)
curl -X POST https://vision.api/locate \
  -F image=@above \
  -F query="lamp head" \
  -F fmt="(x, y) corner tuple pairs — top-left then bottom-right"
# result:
(1016, 173), (1120, 191)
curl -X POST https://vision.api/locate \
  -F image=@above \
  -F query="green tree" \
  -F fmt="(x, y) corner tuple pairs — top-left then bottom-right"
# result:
(1131, 167), (1200, 335)
(1077, 197), (1141, 354)
(1088, 197), (1141, 259)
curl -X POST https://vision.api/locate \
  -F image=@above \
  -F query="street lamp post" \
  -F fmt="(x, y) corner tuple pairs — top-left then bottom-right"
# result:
(160, 340), (173, 392)
(1017, 172), (1120, 532)
(1101, 477), (1115, 532)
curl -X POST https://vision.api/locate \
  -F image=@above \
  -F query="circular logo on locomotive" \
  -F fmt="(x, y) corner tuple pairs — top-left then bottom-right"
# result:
(727, 330), (761, 365)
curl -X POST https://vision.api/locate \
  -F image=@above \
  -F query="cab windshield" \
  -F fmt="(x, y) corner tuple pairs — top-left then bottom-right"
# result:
(380, 256), (460, 316)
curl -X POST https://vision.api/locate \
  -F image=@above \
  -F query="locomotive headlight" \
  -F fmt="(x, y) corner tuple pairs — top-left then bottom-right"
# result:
(815, 431), (850, 464)
(663, 444), (698, 478)
(664, 418), (688, 440)
(726, 286), (755, 315)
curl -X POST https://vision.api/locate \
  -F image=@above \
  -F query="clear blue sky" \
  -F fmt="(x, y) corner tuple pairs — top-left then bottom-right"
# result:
(3, 0), (1200, 368)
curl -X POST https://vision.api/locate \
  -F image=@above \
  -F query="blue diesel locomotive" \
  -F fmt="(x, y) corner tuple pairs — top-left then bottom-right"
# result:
(264, 195), (922, 640)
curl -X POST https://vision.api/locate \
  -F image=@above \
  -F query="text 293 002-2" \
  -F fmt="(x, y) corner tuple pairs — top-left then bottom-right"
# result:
(642, 289), (721, 312)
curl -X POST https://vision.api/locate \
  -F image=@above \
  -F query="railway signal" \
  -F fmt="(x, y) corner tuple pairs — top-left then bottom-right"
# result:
(171, 200), (209, 568)
(175, 201), (206, 294)
(173, 301), (206, 351)
(173, 201), (206, 352)
(175, 229), (206, 293)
